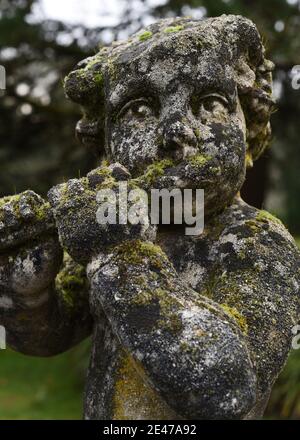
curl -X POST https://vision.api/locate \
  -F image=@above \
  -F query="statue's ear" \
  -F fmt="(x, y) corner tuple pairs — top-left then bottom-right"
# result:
(64, 56), (106, 156)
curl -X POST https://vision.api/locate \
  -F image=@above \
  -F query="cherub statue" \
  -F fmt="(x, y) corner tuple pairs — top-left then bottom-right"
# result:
(1, 15), (299, 420)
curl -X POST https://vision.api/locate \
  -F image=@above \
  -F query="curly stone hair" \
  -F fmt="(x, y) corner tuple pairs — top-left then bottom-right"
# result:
(64, 15), (276, 165)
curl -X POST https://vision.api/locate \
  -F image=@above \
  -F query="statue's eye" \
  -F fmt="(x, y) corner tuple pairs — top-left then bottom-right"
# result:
(118, 98), (155, 120)
(201, 95), (228, 112)
(193, 93), (230, 120)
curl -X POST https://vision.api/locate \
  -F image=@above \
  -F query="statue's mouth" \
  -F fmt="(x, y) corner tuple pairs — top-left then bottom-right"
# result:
(159, 144), (199, 163)
(76, 119), (101, 149)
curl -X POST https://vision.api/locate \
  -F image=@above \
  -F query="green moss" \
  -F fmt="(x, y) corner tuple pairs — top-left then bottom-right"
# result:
(211, 267), (271, 332)
(69, 64), (104, 99)
(201, 270), (220, 299)
(187, 154), (211, 167)
(54, 182), (71, 209)
(107, 57), (119, 81)
(245, 151), (253, 168)
(114, 240), (166, 269)
(0, 194), (50, 223)
(205, 215), (227, 240)
(93, 167), (112, 178)
(238, 249), (246, 260)
(85, 55), (103, 70)
(132, 290), (152, 306)
(245, 210), (284, 234)
(93, 72), (103, 86)
(130, 280), (182, 334)
(180, 329), (207, 354)
(87, 167), (117, 190)
(101, 159), (109, 167)
(220, 303), (248, 334)
(164, 25), (184, 34)
(0, 194), (21, 207)
(195, 128), (201, 139)
(158, 313), (182, 333)
(245, 219), (261, 233)
(99, 45), (109, 53)
(0, 194), (21, 221)
(134, 159), (175, 187)
(57, 171), (117, 214)
(99, 177), (117, 189)
(153, 288), (183, 334)
(256, 210), (284, 227)
(34, 202), (50, 221)
(139, 31), (153, 41)
(56, 261), (86, 308)
(180, 341), (190, 351)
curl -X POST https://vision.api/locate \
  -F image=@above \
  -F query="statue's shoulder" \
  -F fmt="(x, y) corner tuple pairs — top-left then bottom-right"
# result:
(209, 197), (300, 279)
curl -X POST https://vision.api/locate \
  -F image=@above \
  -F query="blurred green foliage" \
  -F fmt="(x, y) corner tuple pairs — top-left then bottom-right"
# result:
(265, 237), (300, 419)
(266, 350), (300, 419)
(0, 340), (91, 419)
(0, 336), (300, 419)
(0, 0), (96, 197)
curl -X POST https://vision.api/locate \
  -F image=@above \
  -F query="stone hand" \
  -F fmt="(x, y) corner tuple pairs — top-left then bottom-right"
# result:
(0, 190), (55, 251)
(48, 163), (156, 265)
(0, 191), (62, 296)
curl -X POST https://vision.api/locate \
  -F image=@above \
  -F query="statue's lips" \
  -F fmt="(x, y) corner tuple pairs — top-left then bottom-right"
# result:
(158, 173), (214, 190)
(78, 134), (99, 148)
(76, 120), (101, 148)
(160, 145), (199, 162)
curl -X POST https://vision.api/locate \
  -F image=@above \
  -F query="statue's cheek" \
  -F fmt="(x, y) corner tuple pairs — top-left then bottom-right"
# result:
(207, 122), (246, 164)
(110, 120), (160, 169)
(225, 127), (247, 169)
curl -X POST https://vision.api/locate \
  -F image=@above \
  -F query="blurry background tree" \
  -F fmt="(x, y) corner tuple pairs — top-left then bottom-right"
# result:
(0, 0), (300, 419)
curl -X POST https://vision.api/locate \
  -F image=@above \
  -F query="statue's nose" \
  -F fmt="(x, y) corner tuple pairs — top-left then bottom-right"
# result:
(162, 120), (198, 154)
(64, 67), (102, 106)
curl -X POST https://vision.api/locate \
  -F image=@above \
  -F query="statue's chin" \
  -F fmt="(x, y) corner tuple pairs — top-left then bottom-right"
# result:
(149, 163), (240, 219)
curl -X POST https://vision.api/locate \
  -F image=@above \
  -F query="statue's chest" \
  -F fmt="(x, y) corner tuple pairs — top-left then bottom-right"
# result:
(156, 231), (213, 292)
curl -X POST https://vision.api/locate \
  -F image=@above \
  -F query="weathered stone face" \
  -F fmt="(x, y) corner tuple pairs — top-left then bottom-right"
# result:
(64, 15), (275, 215)
(108, 67), (246, 215)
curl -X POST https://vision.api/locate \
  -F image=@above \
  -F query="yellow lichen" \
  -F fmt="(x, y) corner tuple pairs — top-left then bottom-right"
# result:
(220, 303), (248, 334)
(112, 352), (178, 420)
(187, 153), (212, 167)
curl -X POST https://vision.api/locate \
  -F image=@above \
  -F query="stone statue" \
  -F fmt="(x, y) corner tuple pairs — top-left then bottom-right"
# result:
(0, 15), (299, 420)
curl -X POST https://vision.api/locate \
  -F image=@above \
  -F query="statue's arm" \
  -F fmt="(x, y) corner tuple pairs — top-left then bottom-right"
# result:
(209, 211), (300, 403)
(0, 191), (92, 356)
(87, 239), (257, 420)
